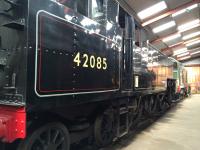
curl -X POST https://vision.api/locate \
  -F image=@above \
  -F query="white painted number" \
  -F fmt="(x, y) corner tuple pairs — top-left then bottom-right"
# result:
(73, 53), (107, 70)
(73, 52), (81, 66)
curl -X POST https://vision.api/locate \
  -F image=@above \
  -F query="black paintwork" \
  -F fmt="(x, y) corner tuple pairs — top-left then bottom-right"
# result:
(0, 0), (174, 116)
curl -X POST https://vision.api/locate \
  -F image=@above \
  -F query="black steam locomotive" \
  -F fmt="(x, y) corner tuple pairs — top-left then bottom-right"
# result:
(0, 0), (176, 149)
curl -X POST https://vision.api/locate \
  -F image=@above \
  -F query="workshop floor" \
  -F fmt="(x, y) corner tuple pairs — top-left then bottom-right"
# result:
(103, 94), (200, 150)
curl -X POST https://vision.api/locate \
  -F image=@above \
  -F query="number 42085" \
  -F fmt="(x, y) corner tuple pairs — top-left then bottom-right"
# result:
(73, 52), (107, 70)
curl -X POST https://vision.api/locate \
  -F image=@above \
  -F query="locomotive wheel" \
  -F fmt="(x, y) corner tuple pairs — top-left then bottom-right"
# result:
(130, 100), (143, 129)
(159, 96), (170, 112)
(144, 96), (156, 116)
(17, 122), (70, 150)
(149, 96), (157, 115)
(94, 112), (114, 147)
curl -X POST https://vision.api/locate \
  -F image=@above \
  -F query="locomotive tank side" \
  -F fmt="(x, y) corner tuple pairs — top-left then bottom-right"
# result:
(27, 0), (122, 105)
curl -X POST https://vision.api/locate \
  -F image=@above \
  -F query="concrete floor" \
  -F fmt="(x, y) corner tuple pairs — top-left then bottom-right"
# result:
(103, 94), (200, 150)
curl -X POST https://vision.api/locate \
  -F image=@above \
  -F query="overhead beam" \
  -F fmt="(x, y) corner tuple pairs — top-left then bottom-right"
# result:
(179, 53), (200, 62)
(142, 0), (200, 27)
(162, 45), (200, 61)
(151, 24), (200, 44)
(160, 41), (185, 52)
(160, 36), (200, 52)
(151, 32), (180, 44)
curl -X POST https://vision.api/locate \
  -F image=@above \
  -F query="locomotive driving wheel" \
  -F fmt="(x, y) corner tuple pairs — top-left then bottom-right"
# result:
(144, 96), (156, 116)
(159, 95), (170, 112)
(94, 111), (115, 147)
(17, 122), (70, 150)
(149, 96), (157, 115)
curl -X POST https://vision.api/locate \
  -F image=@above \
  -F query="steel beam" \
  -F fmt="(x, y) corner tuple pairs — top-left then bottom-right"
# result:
(142, 0), (200, 27)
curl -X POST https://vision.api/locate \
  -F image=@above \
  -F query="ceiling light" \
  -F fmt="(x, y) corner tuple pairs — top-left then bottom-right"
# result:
(178, 19), (200, 31)
(191, 51), (200, 55)
(179, 23), (200, 33)
(184, 37), (200, 44)
(153, 21), (176, 33)
(186, 39), (200, 47)
(173, 48), (188, 56)
(137, 1), (167, 20)
(162, 33), (181, 42)
(177, 52), (189, 57)
(172, 4), (198, 17)
(142, 13), (169, 26)
(182, 31), (200, 40)
(178, 55), (191, 60)
(172, 9), (186, 17)
(187, 4), (198, 10)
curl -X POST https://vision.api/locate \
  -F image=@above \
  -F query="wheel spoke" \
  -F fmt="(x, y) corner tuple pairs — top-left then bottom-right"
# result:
(56, 137), (64, 147)
(47, 129), (51, 144)
(20, 123), (69, 150)
(37, 137), (46, 147)
(53, 130), (60, 143)
(31, 142), (42, 150)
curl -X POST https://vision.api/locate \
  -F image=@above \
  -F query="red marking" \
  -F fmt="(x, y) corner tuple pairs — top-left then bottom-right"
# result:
(37, 13), (119, 93)
(177, 85), (181, 93)
(0, 105), (26, 143)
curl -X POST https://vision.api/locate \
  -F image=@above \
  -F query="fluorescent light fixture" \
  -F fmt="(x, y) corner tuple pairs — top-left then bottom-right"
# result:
(184, 37), (200, 44)
(177, 52), (189, 57)
(162, 33), (181, 42)
(182, 31), (200, 40)
(153, 21), (176, 33)
(186, 39), (200, 47)
(142, 13), (169, 26)
(173, 48), (188, 56)
(178, 19), (200, 31)
(191, 51), (200, 55)
(178, 55), (191, 60)
(172, 4), (198, 17)
(137, 1), (167, 20)
(179, 23), (200, 33)
(172, 9), (186, 17)
(187, 4), (198, 10)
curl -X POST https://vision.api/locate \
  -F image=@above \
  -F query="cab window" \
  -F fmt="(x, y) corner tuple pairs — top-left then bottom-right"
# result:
(90, 0), (105, 24)
(107, 0), (118, 24)
(58, 0), (119, 26)
(90, 0), (118, 25)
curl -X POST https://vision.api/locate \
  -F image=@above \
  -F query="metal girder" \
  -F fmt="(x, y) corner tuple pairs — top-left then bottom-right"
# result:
(142, 0), (200, 27)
